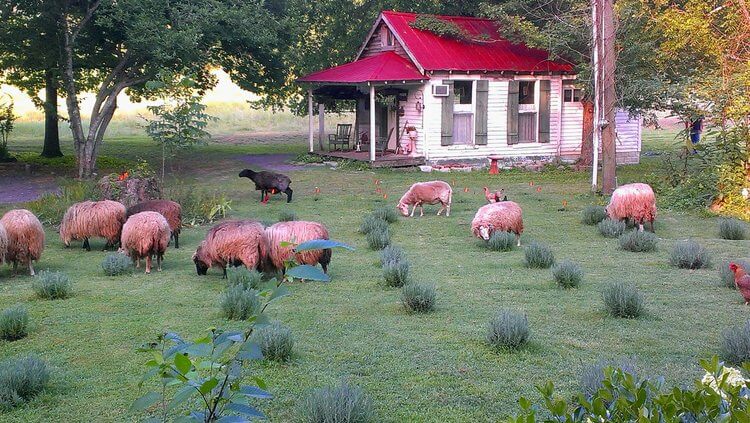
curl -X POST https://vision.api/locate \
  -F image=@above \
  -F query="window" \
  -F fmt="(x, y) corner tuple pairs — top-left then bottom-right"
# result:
(519, 81), (535, 104)
(563, 88), (583, 103)
(386, 31), (394, 47)
(453, 81), (473, 105)
(382, 27), (394, 48)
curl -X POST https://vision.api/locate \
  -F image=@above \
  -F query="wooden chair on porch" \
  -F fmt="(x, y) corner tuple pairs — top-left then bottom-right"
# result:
(362, 128), (394, 156)
(328, 124), (352, 151)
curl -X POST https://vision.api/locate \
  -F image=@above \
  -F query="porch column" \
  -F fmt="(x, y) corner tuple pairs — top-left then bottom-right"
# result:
(369, 84), (376, 162)
(308, 89), (314, 153)
(318, 103), (325, 149)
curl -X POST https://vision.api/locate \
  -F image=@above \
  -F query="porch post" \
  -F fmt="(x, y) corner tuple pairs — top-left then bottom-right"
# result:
(318, 103), (325, 150)
(369, 84), (376, 162)
(308, 89), (314, 153)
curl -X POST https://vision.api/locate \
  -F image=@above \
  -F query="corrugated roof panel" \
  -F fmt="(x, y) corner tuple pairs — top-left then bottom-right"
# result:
(297, 51), (427, 83)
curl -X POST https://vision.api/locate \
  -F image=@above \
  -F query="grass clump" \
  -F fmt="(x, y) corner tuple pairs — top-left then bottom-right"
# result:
(371, 206), (399, 224)
(669, 240), (711, 269)
(32, 270), (73, 300)
(524, 242), (555, 269)
(719, 218), (747, 240)
(383, 258), (410, 288)
(401, 282), (436, 313)
(721, 320), (750, 365)
(219, 285), (260, 320)
(602, 281), (645, 318)
(552, 260), (583, 288)
(366, 226), (391, 250)
(719, 259), (750, 288)
(380, 245), (406, 266)
(597, 219), (626, 238)
(101, 253), (132, 276)
(0, 305), (29, 341)
(486, 309), (530, 350)
(582, 205), (607, 225)
(226, 266), (263, 290)
(580, 357), (638, 397)
(251, 321), (294, 362)
(359, 214), (388, 235)
(618, 230), (658, 252)
(486, 231), (516, 252)
(279, 210), (298, 222)
(300, 380), (373, 423)
(0, 355), (50, 409)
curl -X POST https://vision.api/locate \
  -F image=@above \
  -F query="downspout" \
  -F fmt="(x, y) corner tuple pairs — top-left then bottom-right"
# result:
(556, 78), (564, 158)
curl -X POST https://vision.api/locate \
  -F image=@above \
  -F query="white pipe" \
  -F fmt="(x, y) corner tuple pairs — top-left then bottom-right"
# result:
(591, 0), (600, 191)
(370, 85), (376, 162)
(308, 90), (314, 153)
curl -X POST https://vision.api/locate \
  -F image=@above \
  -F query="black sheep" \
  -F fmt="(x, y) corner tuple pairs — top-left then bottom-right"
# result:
(239, 168), (293, 203)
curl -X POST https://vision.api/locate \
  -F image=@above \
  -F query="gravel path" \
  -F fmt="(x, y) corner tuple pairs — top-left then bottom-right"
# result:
(234, 153), (309, 172)
(0, 174), (59, 204)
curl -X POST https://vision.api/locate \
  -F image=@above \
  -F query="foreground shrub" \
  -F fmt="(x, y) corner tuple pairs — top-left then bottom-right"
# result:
(0, 305), (29, 341)
(219, 285), (260, 320)
(486, 309), (529, 350)
(486, 231), (516, 252)
(618, 230), (657, 252)
(582, 205), (607, 225)
(359, 214), (388, 235)
(0, 355), (50, 409)
(380, 245), (406, 266)
(602, 281), (645, 318)
(719, 259), (750, 288)
(383, 258), (410, 287)
(401, 282), (436, 313)
(579, 357), (638, 397)
(101, 253), (132, 276)
(597, 219), (626, 238)
(371, 206), (399, 224)
(278, 210), (298, 222)
(524, 242), (555, 269)
(721, 319), (750, 365)
(251, 321), (294, 362)
(366, 226), (391, 250)
(226, 266), (263, 290)
(552, 260), (583, 288)
(669, 240), (711, 269)
(300, 381), (373, 423)
(719, 218), (747, 240)
(33, 270), (73, 300)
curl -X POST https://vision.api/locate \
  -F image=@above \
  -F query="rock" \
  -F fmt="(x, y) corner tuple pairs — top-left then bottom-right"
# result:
(98, 175), (161, 207)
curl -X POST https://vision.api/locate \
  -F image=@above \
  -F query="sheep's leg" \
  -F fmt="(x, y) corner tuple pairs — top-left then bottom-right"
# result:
(11, 262), (17, 277)
(28, 262), (35, 276)
(222, 266), (228, 279)
(419, 204), (424, 217)
(174, 233), (179, 249)
(285, 187), (293, 203)
(157, 253), (163, 272)
(516, 233), (521, 247)
(410, 204), (416, 217)
(145, 256), (152, 274)
(260, 190), (266, 203)
(135, 258), (141, 269)
(638, 222), (644, 232)
(437, 204), (444, 216)
(83, 238), (91, 251)
(649, 220), (655, 233)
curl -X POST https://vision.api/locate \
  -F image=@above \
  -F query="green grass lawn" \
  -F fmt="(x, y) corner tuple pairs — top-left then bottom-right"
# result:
(1, 127), (746, 422)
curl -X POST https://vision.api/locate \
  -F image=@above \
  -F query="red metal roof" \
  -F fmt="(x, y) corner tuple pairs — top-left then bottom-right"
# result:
(381, 11), (573, 73)
(297, 51), (428, 83)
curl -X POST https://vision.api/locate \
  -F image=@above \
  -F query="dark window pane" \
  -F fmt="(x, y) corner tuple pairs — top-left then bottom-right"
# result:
(573, 89), (582, 102)
(519, 81), (535, 104)
(564, 89), (572, 102)
(454, 81), (473, 105)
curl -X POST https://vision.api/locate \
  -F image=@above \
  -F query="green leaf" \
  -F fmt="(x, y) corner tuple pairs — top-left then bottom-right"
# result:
(131, 391), (162, 411)
(199, 377), (220, 395)
(226, 402), (266, 419)
(295, 239), (354, 252)
(237, 342), (263, 360)
(174, 353), (192, 375)
(286, 264), (330, 282)
(168, 386), (195, 411)
(269, 285), (291, 302)
(239, 385), (273, 399)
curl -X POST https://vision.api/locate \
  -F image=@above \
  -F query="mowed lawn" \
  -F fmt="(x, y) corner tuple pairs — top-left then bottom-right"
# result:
(1, 129), (747, 422)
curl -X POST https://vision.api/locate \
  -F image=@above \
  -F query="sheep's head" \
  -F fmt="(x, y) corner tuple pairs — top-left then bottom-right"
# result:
(238, 169), (255, 179)
(730, 262), (739, 274)
(479, 224), (494, 240)
(397, 202), (409, 217)
(192, 245), (209, 275)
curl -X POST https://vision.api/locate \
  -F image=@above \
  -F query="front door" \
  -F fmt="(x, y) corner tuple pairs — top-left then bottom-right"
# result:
(452, 80), (474, 145)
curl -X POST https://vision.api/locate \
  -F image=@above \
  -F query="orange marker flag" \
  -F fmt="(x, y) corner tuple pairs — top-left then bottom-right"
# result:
(536, 187), (542, 193)
(464, 187), (469, 193)
(529, 181), (534, 186)
(562, 200), (568, 207)
(383, 194), (388, 199)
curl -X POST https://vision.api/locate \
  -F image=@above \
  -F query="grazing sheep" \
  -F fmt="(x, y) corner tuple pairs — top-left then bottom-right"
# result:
(60, 200), (126, 250)
(606, 183), (657, 232)
(239, 168), (293, 203)
(0, 209), (45, 276)
(471, 201), (524, 246)
(127, 200), (182, 248)
(120, 211), (170, 274)
(0, 222), (7, 268)
(193, 220), (265, 277)
(261, 221), (331, 274)
(397, 181), (452, 217)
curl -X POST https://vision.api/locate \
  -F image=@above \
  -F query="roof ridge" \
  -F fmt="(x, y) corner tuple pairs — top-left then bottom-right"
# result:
(382, 10), (495, 22)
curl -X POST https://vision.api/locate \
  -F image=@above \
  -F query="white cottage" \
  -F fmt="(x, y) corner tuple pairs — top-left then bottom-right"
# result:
(298, 11), (641, 167)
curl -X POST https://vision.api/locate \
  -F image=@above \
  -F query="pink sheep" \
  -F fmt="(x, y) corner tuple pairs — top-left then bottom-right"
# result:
(0, 209), (45, 276)
(193, 220), (264, 277)
(60, 200), (126, 250)
(0, 222), (8, 268)
(127, 200), (182, 248)
(120, 211), (170, 274)
(261, 221), (331, 274)
(397, 180), (452, 217)
(471, 201), (524, 246)
(606, 183), (657, 232)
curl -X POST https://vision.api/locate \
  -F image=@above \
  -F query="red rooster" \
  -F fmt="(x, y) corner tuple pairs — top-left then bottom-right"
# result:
(729, 262), (750, 305)
(483, 187), (506, 203)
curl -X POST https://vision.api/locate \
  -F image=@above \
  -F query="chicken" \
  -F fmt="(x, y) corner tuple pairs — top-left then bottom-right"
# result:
(483, 187), (507, 203)
(729, 262), (750, 305)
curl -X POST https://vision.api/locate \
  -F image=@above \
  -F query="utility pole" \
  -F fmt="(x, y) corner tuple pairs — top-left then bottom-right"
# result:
(591, 0), (600, 192)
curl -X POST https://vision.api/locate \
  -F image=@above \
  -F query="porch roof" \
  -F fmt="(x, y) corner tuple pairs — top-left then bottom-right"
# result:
(297, 51), (428, 84)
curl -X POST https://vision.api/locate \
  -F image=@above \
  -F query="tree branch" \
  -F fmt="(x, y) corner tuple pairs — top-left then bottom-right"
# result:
(71, 0), (102, 43)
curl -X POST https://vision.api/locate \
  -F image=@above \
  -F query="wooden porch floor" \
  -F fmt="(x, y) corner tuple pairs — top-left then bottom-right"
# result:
(313, 150), (425, 168)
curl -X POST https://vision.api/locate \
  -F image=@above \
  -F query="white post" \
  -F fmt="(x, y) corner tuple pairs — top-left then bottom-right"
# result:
(318, 103), (325, 148)
(369, 84), (376, 162)
(308, 90), (314, 153)
(591, 0), (600, 192)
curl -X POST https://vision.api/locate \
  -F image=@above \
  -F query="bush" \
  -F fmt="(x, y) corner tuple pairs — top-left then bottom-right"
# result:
(618, 230), (658, 252)
(300, 380), (373, 423)
(524, 242), (555, 269)
(486, 231), (516, 251)
(101, 253), (133, 276)
(164, 183), (231, 225)
(719, 218), (747, 240)
(582, 205), (607, 225)
(0, 355), (50, 409)
(719, 259), (750, 288)
(721, 319), (750, 365)
(597, 219), (626, 238)
(366, 226), (391, 250)
(0, 305), (29, 341)
(359, 214), (388, 235)
(486, 309), (530, 350)
(219, 285), (260, 320)
(552, 260), (583, 288)
(32, 270), (73, 300)
(669, 239), (712, 269)
(371, 206), (398, 224)
(383, 258), (410, 288)
(401, 282), (436, 313)
(251, 321), (294, 362)
(579, 357), (638, 397)
(380, 245), (406, 266)
(279, 210), (298, 222)
(226, 266), (263, 290)
(602, 281), (645, 318)
(24, 181), (99, 226)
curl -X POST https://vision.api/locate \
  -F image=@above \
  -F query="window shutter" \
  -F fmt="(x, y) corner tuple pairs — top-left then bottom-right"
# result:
(507, 80), (519, 145)
(475, 80), (489, 145)
(538, 80), (551, 143)
(441, 80), (454, 146)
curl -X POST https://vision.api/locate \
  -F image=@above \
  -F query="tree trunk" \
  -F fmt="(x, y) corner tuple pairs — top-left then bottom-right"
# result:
(579, 101), (594, 166)
(41, 70), (63, 158)
(600, 0), (617, 195)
